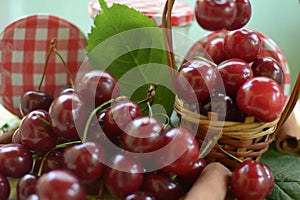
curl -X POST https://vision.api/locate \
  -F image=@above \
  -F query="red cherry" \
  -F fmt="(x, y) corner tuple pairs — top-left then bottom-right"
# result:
(217, 58), (253, 96)
(251, 56), (285, 86)
(236, 77), (284, 122)
(175, 59), (219, 102)
(230, 160), (274, 200)
(0, 144), (33, 178)
(122, 116), (165, 153)
(158, 127), (199, 175)
(227, 0), (252, 30)
(204, 37), (227, 65)
(104, 153), (144, 198)
(75, 69), (120, 108)
(36, 170), (86, 200)
(195, 0), (236, 31)
(19, 109), (57, 153)
(0, 172), (10, 200)
(103, 99), (142, 136)
(224, 28), (262, 62)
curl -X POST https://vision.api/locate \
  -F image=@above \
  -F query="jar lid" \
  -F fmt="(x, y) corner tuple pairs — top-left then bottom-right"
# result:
(0, 14), (88, 118)
(88, 0), (194, 26)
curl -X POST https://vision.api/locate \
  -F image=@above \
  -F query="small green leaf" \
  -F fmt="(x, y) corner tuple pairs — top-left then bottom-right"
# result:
(260, 144), (300, 200)
(87, 0), (174, 116)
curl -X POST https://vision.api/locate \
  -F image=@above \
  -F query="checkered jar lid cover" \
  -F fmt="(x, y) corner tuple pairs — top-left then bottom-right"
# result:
(88, 0), (194, 26)
(0, 14), (89, 118)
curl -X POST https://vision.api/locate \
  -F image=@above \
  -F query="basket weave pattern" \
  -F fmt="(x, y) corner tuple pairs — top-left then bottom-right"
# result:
(174, 96), (279, 169)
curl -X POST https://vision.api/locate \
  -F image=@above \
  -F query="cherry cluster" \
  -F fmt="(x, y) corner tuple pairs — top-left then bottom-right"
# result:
(0, 64), (209, 200)
(176, 27), (285, 123)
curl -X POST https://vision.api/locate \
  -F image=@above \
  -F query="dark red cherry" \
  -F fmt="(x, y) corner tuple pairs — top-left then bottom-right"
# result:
(0, 172), (10, 200)
(0, 143), (33, 178)
(251, 56), (285, 86)
(158, 127), (199, 175)
(63, 142), (106, 183)
(17, 174), (38, 200)
(122, 116), (165, 153)
(103, 99), (142, 136)
(20, 90), (53, 117)
(36, 169), (86, 200)
(104, 153), (144, 198)
(204, 37), (227, 65)
(75, 69), (120, 108)
(195, 0), (236, 31)
(237, 77), (284, 122)
(179, 158), (207, 191)
(230, 160), (274, 200)
(49, 91), (88, 140)
(142, 171), (184, 200)
(217, 58), (253, 97)
(227, 0), (252, 30)
(175, 59), (219, 102)
(18, 109), (57, 153)
(122, 191), (156, 200)
(224, 28), (261, 62)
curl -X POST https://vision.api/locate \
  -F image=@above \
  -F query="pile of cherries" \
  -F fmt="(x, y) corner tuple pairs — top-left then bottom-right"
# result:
(177, 0), (285, 123)
(0, 0), (281, 200)
(0, 66), (209, 200)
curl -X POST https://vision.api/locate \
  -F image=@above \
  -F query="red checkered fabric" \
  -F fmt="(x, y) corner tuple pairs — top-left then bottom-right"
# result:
(185, 29), (291, 97)
(88, 0), (194, 26)
(0, 14), (89, 118)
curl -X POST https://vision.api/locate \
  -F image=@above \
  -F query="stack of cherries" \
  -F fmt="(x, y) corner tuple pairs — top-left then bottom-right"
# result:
(0, 0), (282, 200)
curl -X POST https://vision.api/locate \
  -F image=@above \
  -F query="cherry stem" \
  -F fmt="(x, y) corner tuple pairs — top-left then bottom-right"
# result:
(38, 39), (56, 91)
(81, 99), (115, 143)
(37, 116), (51, 126)
(37, 140), (81, 176)
(137, 83), (157, 105)
(216, 142), (243, 163)
(53, 48), (75, 88)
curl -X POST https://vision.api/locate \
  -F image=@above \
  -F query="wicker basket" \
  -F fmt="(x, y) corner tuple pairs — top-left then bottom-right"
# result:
(174, 96), (280, 169)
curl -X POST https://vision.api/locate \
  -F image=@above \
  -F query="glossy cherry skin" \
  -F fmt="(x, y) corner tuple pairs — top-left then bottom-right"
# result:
(224, 28), (261, 62)
(36, 169), (86, 200)
(49, 91), (88, 140)
(75, 69), (120, 108)
(0, 143), (33, 178)
(18, 109), (57, 153)
(104, 153), (144, 198)
(142, 171), (184, 200)
(63, 142), (106, 183)
(122, 191), (157, 200)
(201, 92), (246, 122)
(251, 56), (285, 86)
(178, 157), (207, 191)
(158, 127), (199, 175)
(227, 0), (252, 30)
(204, 37), (227, 65)
(0, 172), (10, 200)
(217, 58), (253, 97)
(20, 90), (54, 117)
(17, 174), (38, 200)
(195, 0), (236, 31)
(122, 116), (165, 153)
(237, 77), (284, 122)
(175, 59), (219, 102)
(33, 150), (64, 175)
(103, 100), (142, 136)
(230, 160), (274, 200)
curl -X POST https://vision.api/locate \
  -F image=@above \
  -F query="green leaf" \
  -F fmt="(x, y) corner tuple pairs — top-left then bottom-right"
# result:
(260, 144), (300, 200)
(86, 0), (174, 116)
